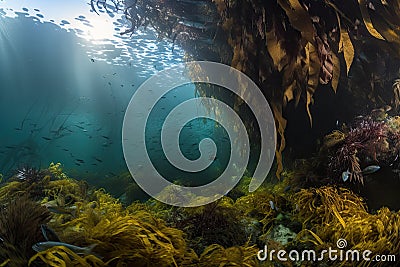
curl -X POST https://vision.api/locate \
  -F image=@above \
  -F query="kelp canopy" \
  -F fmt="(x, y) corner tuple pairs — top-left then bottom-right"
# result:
(92, 0), (400, 174)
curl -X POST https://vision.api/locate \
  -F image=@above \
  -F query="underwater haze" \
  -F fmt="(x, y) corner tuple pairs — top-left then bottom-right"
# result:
(0, 0), (240, 191)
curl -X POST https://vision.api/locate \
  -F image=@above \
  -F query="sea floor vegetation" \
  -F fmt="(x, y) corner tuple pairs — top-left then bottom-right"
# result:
(0, 156), (398, 267)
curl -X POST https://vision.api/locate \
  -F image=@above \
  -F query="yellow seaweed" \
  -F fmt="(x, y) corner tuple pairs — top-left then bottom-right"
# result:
(293, 186), (400, 263)
(198, 244), (260, 267)
(47, 189), (194, 266)
(29, 246), (104, 267)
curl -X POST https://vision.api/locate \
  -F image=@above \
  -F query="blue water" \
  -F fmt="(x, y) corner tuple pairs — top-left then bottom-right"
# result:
(0, 2), (240, 189)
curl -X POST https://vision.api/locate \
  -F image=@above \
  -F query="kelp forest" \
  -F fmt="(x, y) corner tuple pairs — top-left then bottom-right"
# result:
(0, 0), (399, 266)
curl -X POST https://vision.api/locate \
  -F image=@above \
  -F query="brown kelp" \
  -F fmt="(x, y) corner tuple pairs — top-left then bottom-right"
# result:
(0, 196), (51, 266)
(88, 0), (400, 178)
(151, 197), (248, 255)
(210, 0), (400, 177)
(293, 186), (400, 265)
(0, 163), (80, 202)
(18, 163), (88, 205)
(8, 166), (51, 200)
(37, 189), (197, 267)
(198, 244), (259, 267)
(0, 161), (397, 266)
(29, 246), (104, 267)
(235, 190), (279, 232)
(150, 175), (299, 257)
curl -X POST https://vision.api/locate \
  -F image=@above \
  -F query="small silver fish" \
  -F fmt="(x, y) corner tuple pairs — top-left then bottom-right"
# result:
(269, 200), (278, 211)
(32, 241), (97, 255)
(362, 165), (380, 175)
(342, 170), (351, 182)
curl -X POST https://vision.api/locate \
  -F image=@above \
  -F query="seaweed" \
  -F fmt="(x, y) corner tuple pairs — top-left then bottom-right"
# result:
(0, 161), (397, 266)
(234, 180), (301, 250)
(13, 166), (45, 183)
(0, 163), (83, 203)
(43, 178), (89, 205)
(48, 162), (69, 180)
(87, 0), (400, 178)
(0, 181), (24, 202)
(41, 189), (197, 266)
(204, 0), (400, 177)
(235, 190), (277, 230)
(0, 196), (51, 266)
(29, 246), (104, 267)
(327, 118), (388, 184)
(154, 197), (248, 255)
(198, 244), (260, 267)
(291, 109), (400, 186)
(293, 186), (400, 265)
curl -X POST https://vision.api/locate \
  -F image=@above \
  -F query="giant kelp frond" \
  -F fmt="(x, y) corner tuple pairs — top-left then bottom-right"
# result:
(90, 0), (124, 16)
(214, 0), (400, 177)
(88, 0), (400, 177)
(92, 0), (223, 60)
